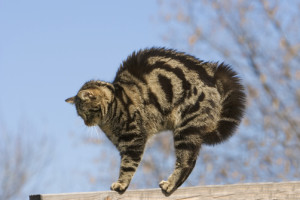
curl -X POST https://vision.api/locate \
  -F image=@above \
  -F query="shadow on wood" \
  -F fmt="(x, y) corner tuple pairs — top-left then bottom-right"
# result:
(29, 181), (300, 200)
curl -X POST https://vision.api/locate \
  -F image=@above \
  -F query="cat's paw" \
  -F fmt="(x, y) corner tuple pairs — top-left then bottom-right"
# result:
(110, 181), (128, 194)
(159, 180), (176, 196)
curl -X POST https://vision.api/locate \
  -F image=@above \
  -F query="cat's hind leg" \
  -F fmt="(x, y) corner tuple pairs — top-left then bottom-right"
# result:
(159, 126), (202, 196)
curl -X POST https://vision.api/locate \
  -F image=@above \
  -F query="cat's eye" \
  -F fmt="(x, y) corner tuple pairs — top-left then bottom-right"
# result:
(90, 107), (101, 112)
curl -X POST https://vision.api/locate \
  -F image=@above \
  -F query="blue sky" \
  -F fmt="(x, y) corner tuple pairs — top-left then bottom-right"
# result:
(0, 0), (166, 128)
(4, 1), (290, 199)
(0, 0), (168, 197)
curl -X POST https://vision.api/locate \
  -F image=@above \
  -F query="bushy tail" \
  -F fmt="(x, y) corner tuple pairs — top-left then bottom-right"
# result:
(203, 63), (246, 145)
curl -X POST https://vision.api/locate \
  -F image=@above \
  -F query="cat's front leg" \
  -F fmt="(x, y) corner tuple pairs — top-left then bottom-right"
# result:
(111, 138), (145, 194)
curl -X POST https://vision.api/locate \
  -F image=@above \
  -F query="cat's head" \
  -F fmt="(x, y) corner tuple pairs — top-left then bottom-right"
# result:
(65, 81), (115, 126)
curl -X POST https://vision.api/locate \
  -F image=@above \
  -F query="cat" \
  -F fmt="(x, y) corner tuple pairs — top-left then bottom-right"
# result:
(65, 47), (246, 196)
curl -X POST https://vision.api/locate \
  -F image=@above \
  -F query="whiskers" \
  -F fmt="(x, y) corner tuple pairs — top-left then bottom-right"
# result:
(83, 125), (102, 145)
(86, 126), (98, 137)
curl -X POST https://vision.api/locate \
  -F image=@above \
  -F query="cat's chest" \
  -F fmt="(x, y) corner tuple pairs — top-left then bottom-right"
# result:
(99, 124), (119, 146)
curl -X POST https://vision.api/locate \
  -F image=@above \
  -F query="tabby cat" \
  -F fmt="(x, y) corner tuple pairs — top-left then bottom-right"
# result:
(66, 47), (246, 196)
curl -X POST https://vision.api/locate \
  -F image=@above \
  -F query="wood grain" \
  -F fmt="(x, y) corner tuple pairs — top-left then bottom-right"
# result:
(30, 181), (300, 200)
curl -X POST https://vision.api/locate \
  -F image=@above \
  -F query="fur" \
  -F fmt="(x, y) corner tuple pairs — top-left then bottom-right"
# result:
(66, 47), (246, 196)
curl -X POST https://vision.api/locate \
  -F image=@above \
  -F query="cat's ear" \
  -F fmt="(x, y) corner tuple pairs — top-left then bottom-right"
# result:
(101, 86), (115, 104)
(78, 90), (95, 101)
(65, 96), (75, 104)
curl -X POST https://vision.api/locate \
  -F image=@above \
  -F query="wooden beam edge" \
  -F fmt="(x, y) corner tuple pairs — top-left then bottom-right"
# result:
(29, 181), (300, 200)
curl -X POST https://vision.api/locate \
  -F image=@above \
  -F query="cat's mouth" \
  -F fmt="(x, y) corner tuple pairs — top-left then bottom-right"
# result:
(84, 120), (97, 127)
(79, 114), (97, 127)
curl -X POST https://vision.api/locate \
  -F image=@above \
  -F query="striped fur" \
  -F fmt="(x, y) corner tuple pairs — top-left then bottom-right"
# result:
(66, 47), (246, 196)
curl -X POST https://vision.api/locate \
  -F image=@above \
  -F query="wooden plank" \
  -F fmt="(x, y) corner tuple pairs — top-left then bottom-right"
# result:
(29, 181), (300, 200)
